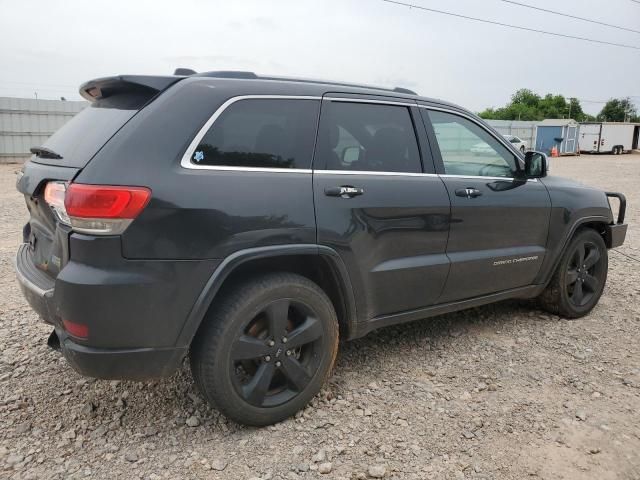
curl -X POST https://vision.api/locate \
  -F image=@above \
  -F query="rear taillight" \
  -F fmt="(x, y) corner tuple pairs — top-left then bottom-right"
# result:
(44, 181), (71, 225)
(43, 182), (151, 235)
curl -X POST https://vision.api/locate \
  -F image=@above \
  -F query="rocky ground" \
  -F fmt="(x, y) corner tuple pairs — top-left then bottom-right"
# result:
(1, 154), (639, 480)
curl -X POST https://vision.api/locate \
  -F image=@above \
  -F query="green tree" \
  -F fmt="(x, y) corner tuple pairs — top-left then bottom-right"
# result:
(598, 98), (639, 122)
(511, 88), (541, 108)
(478, 89), (591, 121)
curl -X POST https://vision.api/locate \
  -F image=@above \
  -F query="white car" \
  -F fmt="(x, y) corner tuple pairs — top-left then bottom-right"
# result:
(503, 134), (528, 153)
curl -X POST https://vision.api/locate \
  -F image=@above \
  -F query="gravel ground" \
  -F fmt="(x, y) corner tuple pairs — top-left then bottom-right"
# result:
(1, 154), (639, 480)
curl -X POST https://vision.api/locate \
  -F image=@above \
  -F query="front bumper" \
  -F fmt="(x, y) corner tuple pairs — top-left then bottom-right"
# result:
(605, 192), (627, 248)
(606, 223), (627, 248)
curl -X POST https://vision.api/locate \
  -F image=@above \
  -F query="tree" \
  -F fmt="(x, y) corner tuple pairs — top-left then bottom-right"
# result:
(598, 98), (639, 122)
(478, 89), (591, 121)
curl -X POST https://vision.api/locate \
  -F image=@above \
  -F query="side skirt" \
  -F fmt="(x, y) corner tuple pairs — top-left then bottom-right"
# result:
(352, 284), (545, 339)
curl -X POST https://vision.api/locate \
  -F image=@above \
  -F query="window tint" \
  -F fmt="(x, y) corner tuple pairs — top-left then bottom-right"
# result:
(192, 99), (319, 169)
(427, 111), (516, 178)
(316, 102), (421, 173)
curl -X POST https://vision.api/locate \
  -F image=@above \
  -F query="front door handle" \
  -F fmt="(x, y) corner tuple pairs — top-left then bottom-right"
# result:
(455, 187), (482, 198)
(324, 186), (364, 198)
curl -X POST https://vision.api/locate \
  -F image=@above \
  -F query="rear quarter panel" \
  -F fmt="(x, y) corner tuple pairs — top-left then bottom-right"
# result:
(75, 78), (318, 260)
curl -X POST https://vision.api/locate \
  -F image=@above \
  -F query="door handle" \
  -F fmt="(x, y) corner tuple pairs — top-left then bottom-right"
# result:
(455, 187), (482, 198)
(324, 186), (364, 198)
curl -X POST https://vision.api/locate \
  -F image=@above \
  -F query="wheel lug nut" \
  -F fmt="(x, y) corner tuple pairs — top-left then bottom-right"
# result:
(267, 340), (275, 347)
(275, 361), (281, 367)
(282, 337), (288, 343)
(286, 350), (291, 356)
(264, 355), (271, 362)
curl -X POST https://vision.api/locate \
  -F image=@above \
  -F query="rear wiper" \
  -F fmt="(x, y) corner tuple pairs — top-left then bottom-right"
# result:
(30, 146), (63, 160)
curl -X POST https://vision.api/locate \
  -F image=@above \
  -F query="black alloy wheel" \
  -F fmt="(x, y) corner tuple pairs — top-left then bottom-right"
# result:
(230, 298), (324, 407)
(190, 272), (339, 426)
(566, 240), (604, 307)
(539, 228), (608, 318)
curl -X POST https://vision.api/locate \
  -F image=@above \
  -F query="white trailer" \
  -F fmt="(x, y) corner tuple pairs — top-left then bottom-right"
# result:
(579, 122), (639, 154)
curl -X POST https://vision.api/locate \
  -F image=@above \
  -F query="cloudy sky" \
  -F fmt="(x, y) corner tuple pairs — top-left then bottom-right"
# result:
(1, 0), (638, 114)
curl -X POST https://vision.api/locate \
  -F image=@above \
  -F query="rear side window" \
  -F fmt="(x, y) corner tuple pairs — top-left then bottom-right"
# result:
(191, 99), (319, 169)
(316, 101), (421, 173)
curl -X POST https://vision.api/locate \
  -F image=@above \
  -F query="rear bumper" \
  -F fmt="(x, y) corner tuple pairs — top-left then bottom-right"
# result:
(15, 238), (218, 380)
(55, 329), (186, 380)
(15, 243), (56, 324)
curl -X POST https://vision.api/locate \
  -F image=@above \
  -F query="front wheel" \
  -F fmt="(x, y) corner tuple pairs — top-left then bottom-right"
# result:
(190, 272), (339, 426)
(539, 229), (608, 318)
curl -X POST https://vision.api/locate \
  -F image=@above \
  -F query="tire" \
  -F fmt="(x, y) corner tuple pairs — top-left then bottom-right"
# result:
(539, 228), (608, 318)
(190, 272), (339, 426)
(520, 146), (525, 154)
(613, 146), (619, 155)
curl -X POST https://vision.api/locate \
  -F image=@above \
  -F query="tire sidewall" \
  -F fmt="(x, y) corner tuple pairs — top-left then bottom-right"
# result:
(558, 230), (608, 316)
(202, 278), (338, 425)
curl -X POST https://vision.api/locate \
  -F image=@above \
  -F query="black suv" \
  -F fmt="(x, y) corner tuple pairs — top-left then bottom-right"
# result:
(15, 71), (627, 426)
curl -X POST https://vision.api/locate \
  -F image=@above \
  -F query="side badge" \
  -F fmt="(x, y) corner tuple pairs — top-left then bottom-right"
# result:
(194, 151), (204, 162)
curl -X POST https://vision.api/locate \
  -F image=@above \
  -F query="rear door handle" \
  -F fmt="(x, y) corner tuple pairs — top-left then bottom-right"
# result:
(455, 187), (482, 198)
(324, 186), (364, 198)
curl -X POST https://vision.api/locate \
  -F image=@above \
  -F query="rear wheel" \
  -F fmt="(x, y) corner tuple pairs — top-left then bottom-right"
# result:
(190, 272), (339, 426)
(539, 229), (608, 318)
(613, 146), (620, 155)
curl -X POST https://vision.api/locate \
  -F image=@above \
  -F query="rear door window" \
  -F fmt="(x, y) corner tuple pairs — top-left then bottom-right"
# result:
(316, 101), (422, 173)
(190, 99), (319, 169)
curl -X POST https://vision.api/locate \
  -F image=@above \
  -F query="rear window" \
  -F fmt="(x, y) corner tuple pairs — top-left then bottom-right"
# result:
(190, 99), (319, 169)
(35, 94), (144, 168)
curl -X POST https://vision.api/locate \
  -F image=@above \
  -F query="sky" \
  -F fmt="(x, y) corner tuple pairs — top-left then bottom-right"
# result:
(1, 0), (639, 115)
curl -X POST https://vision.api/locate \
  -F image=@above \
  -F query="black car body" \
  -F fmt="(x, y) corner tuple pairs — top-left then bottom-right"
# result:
(15, 71), (627, 425)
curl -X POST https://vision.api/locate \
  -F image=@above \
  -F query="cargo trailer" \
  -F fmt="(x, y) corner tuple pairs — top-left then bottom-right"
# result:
(579, 122), (639, 154)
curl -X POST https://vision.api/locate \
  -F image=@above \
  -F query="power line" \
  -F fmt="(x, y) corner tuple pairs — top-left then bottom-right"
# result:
(381, 0), (640, 50)
(498, 0), (640, 35)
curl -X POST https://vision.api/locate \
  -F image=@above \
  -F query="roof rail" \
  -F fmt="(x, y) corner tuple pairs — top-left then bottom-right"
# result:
(175, 69), (419, 96)
(393, 87), (417, 95)
(195, 71), (258, 79)
(174, 68), (197, 76)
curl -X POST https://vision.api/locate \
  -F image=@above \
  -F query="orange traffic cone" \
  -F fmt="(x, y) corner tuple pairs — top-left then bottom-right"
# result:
(550, 146), (559, 157)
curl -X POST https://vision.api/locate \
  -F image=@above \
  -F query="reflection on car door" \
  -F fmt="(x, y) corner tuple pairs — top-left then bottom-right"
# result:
(313, 96), (451, 319)
(422, 108), (551, 303)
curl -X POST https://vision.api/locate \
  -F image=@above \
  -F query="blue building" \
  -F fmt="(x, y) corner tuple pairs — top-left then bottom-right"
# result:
(535, 119), (580, 155)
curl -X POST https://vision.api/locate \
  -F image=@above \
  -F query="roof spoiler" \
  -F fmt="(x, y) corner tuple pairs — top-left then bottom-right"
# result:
(79, 75), (182, 102)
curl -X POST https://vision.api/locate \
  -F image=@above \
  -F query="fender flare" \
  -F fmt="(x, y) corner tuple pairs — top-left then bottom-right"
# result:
(175, 244), (358, 346)
(538, 215), (611, 286)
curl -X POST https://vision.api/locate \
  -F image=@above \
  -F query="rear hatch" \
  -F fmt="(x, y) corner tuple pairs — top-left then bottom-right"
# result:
(16, 75), (181, 283)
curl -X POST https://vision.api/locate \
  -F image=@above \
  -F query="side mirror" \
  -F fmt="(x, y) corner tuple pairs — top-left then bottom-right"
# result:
(523, 151), (548, 178)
